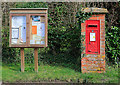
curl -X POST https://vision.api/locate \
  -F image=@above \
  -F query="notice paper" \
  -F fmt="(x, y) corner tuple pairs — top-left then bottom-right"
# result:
(32, 26), (37, 34)
(30, 40), (35, 44)
(41, 23), (45, 38)
(33, 35), (37, 40)
(37, 23), (42, 36)
(21, 24), (26, 42)
(41, 41), (45, 44)
(12, 28), (19, 39)
(12, 16), (26, 28)
(36, 41), (41, 44)
(12, 39), (17, 44)
(90, 33), (95, 41)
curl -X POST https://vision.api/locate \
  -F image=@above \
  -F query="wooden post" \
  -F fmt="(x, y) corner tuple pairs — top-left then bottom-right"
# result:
(34, 48), (38, 72)
(21, 48), (24, 72)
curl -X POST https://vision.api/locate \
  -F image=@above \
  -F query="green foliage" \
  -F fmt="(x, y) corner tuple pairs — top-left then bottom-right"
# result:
(15, 2), (48, 8)
(2, 26), (20, 63)
(76, 9), (92, 58)
(76, 10), (92, 23)
(48, 24), (81, 55)
(2, 2), (120, 66)
(106, 26), (120, 65)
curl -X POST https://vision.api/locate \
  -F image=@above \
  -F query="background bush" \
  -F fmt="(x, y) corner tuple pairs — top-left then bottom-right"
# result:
(1, 2), (120, 68)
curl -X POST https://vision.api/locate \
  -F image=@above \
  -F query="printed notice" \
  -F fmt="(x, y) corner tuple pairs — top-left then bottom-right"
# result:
(37, 22), (41, 36)
(41, 41), (45, 44)
(41, 23), (45, 38)
(21, 24), (26, 42)
(30, 40), (35, 44)
(11, 39), (17, 44)
(32, 26), (37, 34)
(12, 16), (26, 28)
(90, 33), (95, 41)
(36, 41), (41, 44)
(12, 28), (19, 39)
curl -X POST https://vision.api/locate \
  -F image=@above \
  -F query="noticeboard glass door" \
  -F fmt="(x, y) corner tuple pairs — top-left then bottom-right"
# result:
(29, 14), (46, 47)
(11, 16), (27, 45)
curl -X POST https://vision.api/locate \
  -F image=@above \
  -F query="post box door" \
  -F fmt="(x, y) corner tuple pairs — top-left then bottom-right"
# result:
(85, 20), (100, 54)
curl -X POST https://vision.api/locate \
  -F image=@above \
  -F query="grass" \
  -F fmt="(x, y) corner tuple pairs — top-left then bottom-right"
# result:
(2, 62), (119, 83)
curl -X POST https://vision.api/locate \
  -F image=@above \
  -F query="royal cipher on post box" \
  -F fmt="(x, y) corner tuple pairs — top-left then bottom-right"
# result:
(9, 8), (48, 48)
(81, 8), (108, 73)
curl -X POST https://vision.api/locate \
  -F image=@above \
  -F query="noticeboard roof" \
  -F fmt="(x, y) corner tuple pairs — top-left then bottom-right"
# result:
(10, 8), (48, 10)
(10, 8), (48, 14)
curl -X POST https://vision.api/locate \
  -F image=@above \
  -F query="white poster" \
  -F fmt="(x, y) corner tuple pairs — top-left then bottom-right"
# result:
(30, 40), (35, 44)
(21, 24), (26, 42)
(12, 29), (19, 39)
(41, 41), (45, 44)
(37, 22), (42, 37)
(36, 41), (41, 44)
(90, 33), (96, 41)
(12, 16), (26, 28)
(12, 16), (26, 42)
(41, 23), (45, 38)
(11, 39), (17, 44)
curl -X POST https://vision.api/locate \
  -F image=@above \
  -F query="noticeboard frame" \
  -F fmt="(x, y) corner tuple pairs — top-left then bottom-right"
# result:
(9, 8), (48, 48)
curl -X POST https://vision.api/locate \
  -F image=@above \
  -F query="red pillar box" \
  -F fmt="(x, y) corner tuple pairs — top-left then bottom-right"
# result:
(81, 8), (108, 73)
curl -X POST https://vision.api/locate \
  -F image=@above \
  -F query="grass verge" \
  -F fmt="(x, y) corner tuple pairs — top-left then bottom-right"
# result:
(2, 62), (119, 83)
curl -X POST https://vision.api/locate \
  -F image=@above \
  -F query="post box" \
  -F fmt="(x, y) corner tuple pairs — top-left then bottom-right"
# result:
(85, 20), (100, 54)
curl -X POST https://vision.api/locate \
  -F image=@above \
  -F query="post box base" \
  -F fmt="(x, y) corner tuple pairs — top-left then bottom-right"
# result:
(81, 54), (105, 73)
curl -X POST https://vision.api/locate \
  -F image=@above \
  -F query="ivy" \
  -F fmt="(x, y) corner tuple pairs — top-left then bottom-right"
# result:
(76, 9), (92, 58)
(106, 26), (120, 65)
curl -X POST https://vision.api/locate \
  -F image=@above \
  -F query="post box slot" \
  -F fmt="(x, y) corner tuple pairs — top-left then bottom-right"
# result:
(88, 24), (97, 27)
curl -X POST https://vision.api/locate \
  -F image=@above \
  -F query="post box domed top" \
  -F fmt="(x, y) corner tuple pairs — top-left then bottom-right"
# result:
(81, 7), (108, 13)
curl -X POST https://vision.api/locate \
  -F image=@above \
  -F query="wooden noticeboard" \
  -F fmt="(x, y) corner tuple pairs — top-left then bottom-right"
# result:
(9, 8), (48, 48)
(9, 8), (48, 72)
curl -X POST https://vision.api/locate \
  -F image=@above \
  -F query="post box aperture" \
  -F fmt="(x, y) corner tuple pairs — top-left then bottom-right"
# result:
(85, 20), (100, 54)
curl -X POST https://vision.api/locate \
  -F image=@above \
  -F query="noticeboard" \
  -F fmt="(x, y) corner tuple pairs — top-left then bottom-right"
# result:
(9, 8), (48, 48)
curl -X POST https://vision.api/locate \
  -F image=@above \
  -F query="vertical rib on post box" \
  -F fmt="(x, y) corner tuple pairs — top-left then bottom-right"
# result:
(81, 8), (108, 73)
